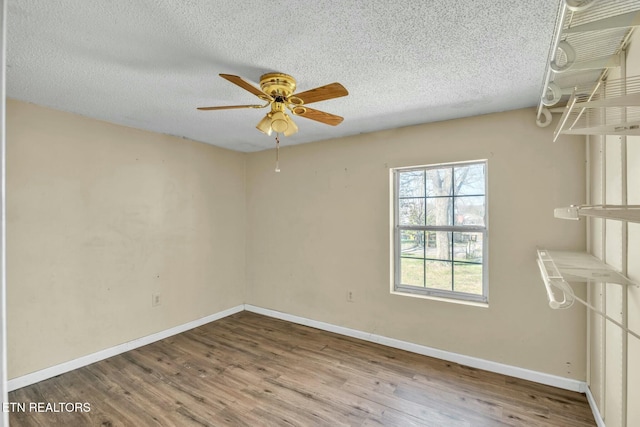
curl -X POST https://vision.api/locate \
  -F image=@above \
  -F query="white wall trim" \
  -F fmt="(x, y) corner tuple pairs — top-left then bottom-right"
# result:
(585, 385), (606, 427)
(245, 304), (588, 393)
(9, 304), (589, 396)
(7, 305), (244, 392)
(0, 1), (8, 425)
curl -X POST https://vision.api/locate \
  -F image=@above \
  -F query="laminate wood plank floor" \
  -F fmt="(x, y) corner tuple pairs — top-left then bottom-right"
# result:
(9, 311), (595, 426)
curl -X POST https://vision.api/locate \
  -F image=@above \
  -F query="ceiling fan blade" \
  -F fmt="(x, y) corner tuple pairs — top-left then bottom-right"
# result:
(197, 104), (267, 111)
(219, 74), (271, 99)
(296, 107), (344, 126)
(293, 82), (348, 105)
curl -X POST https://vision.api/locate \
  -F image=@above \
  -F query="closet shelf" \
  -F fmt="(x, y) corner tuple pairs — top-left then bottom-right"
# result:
(536, 249), (639, 340)
(536, 0), (640, 128)
(553, 75), (640, 141)
(554, 204), (640, 222)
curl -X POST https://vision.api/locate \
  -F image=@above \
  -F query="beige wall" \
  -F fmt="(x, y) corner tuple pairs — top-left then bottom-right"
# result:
(6, 100), (246, 378)
(7, 99), (588, 384)
(246, 108), (587, 379)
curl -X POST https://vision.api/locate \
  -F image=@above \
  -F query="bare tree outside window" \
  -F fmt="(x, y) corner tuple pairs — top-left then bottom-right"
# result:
(394, 161), (487, 303)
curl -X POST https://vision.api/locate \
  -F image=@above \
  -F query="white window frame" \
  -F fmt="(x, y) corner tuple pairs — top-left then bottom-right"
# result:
(391, 160), (488, 304)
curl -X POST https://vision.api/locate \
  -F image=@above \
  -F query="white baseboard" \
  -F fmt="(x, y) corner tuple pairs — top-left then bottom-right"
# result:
(585, 386), (605, 427)
(7, 305), (244, 392)
(9, 303), (588, 396)
(244, 304), (587, 393)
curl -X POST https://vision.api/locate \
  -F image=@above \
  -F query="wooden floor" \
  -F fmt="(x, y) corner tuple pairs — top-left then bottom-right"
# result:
(9, 311), (595, 426)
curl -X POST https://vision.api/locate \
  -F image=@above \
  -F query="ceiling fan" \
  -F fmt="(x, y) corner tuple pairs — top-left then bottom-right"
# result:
(197, 73), (349, 137)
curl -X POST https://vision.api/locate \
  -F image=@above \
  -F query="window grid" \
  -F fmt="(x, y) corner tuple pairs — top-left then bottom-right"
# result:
(393, 161), (487, 303)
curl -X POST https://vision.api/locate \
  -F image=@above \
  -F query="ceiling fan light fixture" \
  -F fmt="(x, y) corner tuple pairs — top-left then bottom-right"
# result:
(283, 115), (298, 137)
(270, 111), (288, 133)
(256, 113), (273, 135)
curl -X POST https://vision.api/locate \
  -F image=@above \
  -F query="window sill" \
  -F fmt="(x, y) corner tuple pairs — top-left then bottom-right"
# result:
(390, 290), (489, 308)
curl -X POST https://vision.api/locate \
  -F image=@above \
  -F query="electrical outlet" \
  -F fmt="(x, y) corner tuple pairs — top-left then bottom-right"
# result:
(347, 290), (355, 303)
(152, 293), (161, 307)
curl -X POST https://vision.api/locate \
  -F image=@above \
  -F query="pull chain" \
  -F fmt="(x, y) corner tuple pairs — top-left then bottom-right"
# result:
(275, 133), (281, 172)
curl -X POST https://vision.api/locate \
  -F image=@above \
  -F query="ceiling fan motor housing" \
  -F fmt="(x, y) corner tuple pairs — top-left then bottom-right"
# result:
(260, 73), (297, 98)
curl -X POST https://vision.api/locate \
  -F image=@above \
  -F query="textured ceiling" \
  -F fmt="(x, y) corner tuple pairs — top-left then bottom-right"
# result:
(7, 1), (559, 152)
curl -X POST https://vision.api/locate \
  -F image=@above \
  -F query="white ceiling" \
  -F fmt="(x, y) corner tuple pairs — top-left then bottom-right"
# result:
(6, 1), (559, 152)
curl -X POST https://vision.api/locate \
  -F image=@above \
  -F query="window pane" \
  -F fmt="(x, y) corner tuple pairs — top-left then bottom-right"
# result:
(426, 168), (452, 197)
(400, 257), (424, 286)
(400, 230), (424, 258)
(425, 231), (452, 261)
(426, 197), (452, 226)
(454, 196), (485, 226)
(453, 232), (483, 263)
(425, 260), (452, 291)
(453, 263), (483, 295)
(455, 163), (485, 196)
(393, 162), (487, 302)
(399, 198), (425, 226)
(398, 170), (424, 197)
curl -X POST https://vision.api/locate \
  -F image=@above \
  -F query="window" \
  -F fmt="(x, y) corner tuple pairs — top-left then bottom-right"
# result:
(392, 161), (487, 303)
